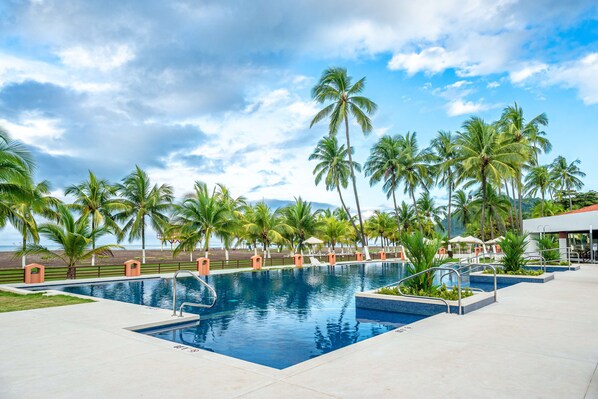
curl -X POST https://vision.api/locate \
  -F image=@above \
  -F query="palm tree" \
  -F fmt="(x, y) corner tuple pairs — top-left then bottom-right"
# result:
(19, 205), (122, 278)
(364, 135), (403, 231)
(7, 179), (60, 267)
(171, 182), (231, 260)
(500, 103), (550, 229)
(396, 132), (431, 233)
(310, 67), (377, 259)
(550, 156), (585, 210)
(416, 192), (446, 236)
(452, 190), (473, 227)
(456, 117), (523, 242)
(243, 202), (291, 258)
(215, 183), (246, 261)
(318, 216), (350, 253)
(282, 197), (318, 254)
(309, 136), (362, 242)
(65, 171), (123, 266)
(524, 165), (551, 216)
(430, 130), (457, 245)
(396, 201), (416, 233)
(115, 166), (174, 263)
(471, 185), (511, 237)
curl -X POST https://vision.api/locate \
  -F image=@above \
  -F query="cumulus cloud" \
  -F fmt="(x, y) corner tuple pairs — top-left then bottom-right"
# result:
(445, 100), (490, 117)
(546, 53), (598, 105)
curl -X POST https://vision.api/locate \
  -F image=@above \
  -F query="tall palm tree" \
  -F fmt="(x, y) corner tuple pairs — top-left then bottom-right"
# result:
(7, 179), (60, 267)
(471, 185), (511, 236)
(309, 136), (362, 243)
(416, 191), (446, 236)
(65, 171), (123, 266)
(550, 156), (585, 210)
(19, 205), (122, 278)
(282, 197), (318, 254)
(396, 132), (431, 233)
(115, 166), (174, 263)
(310, 67), (377, 259)
(452, 190), (473, 227)
(524, 165), (551, 216)
(430, 130), (457, 246)
(364, 135), (403, 230)
(0, 128), (34, 224)
(171, 182), (231, 260)
(396, 201), (416, 233)
(215, 183), (246, 261)
(456, 117), (523, 242)
(500, 103), (550, 229)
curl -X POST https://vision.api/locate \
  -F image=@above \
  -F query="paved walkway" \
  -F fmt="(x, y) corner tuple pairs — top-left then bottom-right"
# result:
(2, 265), (598, 398)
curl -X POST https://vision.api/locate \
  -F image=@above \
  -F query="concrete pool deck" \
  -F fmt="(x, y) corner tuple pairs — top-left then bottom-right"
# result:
(1, 264), (598, 398)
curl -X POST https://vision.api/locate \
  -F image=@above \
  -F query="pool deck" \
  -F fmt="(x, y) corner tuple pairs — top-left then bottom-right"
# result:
(2, 264), (598, 398)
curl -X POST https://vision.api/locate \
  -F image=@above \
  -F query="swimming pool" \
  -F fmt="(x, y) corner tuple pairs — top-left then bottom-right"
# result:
(36, 262), (430, 369)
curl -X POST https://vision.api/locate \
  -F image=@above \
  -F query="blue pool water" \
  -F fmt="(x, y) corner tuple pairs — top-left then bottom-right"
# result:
(39, 263), (432, 368)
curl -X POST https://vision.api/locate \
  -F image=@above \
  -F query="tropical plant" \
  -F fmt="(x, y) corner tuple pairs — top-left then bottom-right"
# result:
(65, 171), (123, 266)
(524, 165), (551, 216)
(550, 156), (585, 210)
(18, 206), (122, 278)
(309, 136), (362, 234)
(310, 67), (377, 259)
(214, 183), (246, 261)
(456, 117), (523, 241)
(318, 216), (350, 252)
(452, 190), (473, 229)
(7, 179), (61, 267)
(471, 185), (511, 236)
(115, 166), (174, 263)
(0, 128), (34, 224)
(243, 201), (291, 258)
(500, 232), (528, 272)
(396, 201), (416, 233)
(364, 135), (403, 230)
(430, 130), (457, 242)
(536, 235), (559, 262)
(282, 197), (318, 254)
(365, 211), (394, 251)
(400, 231), (449, 291)
(416, 191), (445, 236)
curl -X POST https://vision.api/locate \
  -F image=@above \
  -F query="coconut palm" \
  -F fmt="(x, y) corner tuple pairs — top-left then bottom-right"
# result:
(524, 165), (551, 216)
(282, 197), (318, 254)
(18, 205), (122, 278)
(65, 171), (123, 266)
(430, 130), (457, 244)
(452, 190), (473, 227)
(309, 136), (362, 242)
(243, 202), (291, 258)
(0, 128), (34, 223)
(456, 117), (523, 242)
(215, 183), (246, 261)
(318, 216), (350, 253)
(364, 135), (403, 230)
(365, 211), (394, 251)
(396, 132), (431, 233)
(7, 179), (61, 267)
(550, 156), (585, 210)
(416, 191), (446, 236)
(171, 182), (231, 260)
(471, 185), (511, 236)
(115, 166), (174, 263)
(310, 67), (377, 259)
(396, 201), (416, 233)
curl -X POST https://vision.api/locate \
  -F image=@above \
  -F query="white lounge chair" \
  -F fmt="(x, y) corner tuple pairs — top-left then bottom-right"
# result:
(309, 256), (328, 266)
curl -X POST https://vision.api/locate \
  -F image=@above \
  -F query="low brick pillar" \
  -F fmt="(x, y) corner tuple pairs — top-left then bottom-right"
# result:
(355, 252), (363, 261)
(251, 255), (262, 270)
(378, 251), (387, 260)
(24, 263), (45, 284)
(124, 260), (141, 277)
(327, 253), (336, 265)
(438, 247), (446, 255)
(398, 250), (405, 260)
(475, 247), (482, 257)
(197, 258), (210, 276)
(293, 254), (304, 267)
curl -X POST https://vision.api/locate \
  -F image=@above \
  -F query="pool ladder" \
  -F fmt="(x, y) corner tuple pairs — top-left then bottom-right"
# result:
(172, 270), (217, 317)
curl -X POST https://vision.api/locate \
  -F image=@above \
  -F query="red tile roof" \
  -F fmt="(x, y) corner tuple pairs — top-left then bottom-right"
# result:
(562, 204), (598, 214)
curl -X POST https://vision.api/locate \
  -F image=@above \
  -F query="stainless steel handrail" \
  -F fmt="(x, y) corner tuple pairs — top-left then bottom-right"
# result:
(383, 267), (463, 315)
(172, 270), (217, 317)
(523, 254), (546, 273)
(440, 262), (498, 303)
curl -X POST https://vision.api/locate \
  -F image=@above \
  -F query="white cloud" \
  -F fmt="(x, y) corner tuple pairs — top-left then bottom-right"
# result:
(57, 45), (134, 72)
(509, 62), (548, 83)
(487, 81), (500, 88)
(445, 100), (489, 117)
(546, 53), (598, 105)
(0, 112), (69, 155)
(388, 47), (462, 75)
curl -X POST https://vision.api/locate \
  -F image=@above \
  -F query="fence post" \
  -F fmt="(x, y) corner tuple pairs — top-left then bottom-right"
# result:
(97, 266), (100, 278)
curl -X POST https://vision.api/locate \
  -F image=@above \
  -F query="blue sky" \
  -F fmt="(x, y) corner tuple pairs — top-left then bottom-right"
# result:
(0, 1), (597, 246)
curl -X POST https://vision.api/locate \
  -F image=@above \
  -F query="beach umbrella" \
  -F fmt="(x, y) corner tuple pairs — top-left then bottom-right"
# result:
(485, 236), (504, 245)
(303, 237), (324, 245)
(448, 235), (466, 243)
(462, 235), (484, 244)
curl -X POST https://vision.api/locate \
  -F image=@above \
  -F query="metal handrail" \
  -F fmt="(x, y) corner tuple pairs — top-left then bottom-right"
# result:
(523, 254), (546, 273)
(383, 267), (464, 315)
(172, 270), (217, 317)
(440, 262), (498, 303)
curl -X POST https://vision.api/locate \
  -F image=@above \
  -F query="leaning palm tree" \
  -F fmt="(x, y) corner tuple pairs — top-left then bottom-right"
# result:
(364, 135), (403, 231)
(18, 205), (122, 279)
(456, 117), (523, 242)
(171, 182), (231, 260)
(7, 179), (61, 267)
(430, 130), (457, 246)
(550, 156), (585, 210)
(65, 171), (123, 266)
(396, 132), (431, 233)
(524, 165), (551, 216)
(310, 67), (377, 259)
(309, 136), (362, 241)
(115, 166), (174, 263)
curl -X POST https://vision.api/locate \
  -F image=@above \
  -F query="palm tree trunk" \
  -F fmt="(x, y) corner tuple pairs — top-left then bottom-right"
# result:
(447, 182), (452, 254)
(337, 185), (360, 244)
(91, 217), (96, 267)
(141, 215), (146, 264)
(541, 191), (545, 217)
(21, 226), (27, 268)
(504, 178), (514, 229)
(391, 182), (401, 235)
(481, 175), (487, 243)
(517, 179), (523, 231)
(344, 114), (369, 260)
(411, 190), (423, 234)
(568, 183), (573, 210)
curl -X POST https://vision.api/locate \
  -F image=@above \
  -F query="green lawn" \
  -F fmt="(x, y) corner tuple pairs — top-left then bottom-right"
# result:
(0, 291), (94, 313)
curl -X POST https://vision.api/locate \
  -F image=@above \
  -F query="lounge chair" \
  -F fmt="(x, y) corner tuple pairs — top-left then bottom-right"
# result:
(309, 256), (328, 266)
